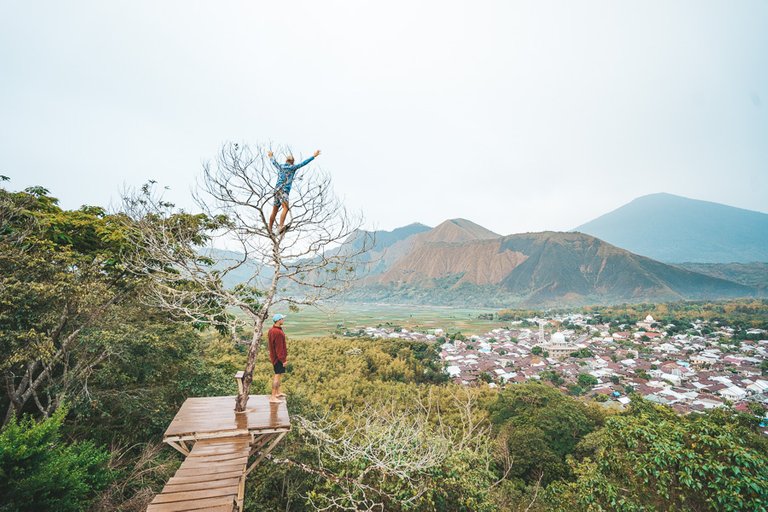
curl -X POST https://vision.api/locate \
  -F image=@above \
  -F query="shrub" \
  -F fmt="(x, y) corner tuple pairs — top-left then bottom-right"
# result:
(0, 408), (112, 512)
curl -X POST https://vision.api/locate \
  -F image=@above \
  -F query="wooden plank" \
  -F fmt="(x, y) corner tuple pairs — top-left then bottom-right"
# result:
(174, 464), (245, 478)
(187, 448), (248, 463)
(166, 471), (244, 485)
(185, 451), (247, 462)
(147, 495), (234, 511)
(191, 439), (250, 452)
(181, 456), (247, 468)
(192, 441), (249, 450)
(163, 477), (241, 494)
(151, 486), (238, 503)
(187, 446), (245, 456)
(194, 437), (250, 446)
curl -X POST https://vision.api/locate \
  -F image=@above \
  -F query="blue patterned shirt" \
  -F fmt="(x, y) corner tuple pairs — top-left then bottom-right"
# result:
(270, 156), (315, 194)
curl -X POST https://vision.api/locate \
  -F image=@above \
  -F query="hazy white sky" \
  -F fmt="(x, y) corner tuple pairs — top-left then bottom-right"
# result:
(1, 1), (766, 234)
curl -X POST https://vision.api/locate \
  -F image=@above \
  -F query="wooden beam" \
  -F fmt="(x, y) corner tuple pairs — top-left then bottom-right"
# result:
(245, 431), (287, 476)
(249, 433), (277, 456)
(165, 440), (189, 457)
(164, 426), (290, 444)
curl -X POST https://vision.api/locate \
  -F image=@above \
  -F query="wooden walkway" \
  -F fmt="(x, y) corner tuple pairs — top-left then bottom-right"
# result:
(147, 435), (250, 511)
(147, 391), (291, 512)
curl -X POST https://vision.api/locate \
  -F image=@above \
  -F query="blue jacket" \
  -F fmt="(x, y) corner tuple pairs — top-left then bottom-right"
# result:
(270, 156), (315, 194)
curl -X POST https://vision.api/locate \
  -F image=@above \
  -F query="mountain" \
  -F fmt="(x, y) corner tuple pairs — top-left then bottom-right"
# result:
(344, 222), (432, 253)
(341, 219), (496, 277)
(202, 218), (757, 307)
(574, 193), (768, 263)
(496, 232), (753, 304)
(412, 218), (499, 244)
(199, 248), (272, 289)
(346, 227), (756, 307)
(674, 262), (768, 292)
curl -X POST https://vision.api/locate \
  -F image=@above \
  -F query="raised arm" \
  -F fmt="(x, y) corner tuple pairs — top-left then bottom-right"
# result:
(267, 151), (281, 170)
(290, 150), (321, 171)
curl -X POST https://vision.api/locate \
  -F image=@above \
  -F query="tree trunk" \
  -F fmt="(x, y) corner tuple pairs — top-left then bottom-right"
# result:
(235, 239), (281, 412)
(235, 315), (266, 412)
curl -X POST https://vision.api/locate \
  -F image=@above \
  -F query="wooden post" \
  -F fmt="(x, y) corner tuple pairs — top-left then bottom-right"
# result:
(236, 476), (245, 511)
(234, 371), (245, 396)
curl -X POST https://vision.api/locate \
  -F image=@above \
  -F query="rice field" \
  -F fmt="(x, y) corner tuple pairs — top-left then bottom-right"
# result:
(275, 302), (509, 338)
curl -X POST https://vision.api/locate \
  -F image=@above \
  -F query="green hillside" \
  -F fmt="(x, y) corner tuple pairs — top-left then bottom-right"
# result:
(675, 262), (768, 291)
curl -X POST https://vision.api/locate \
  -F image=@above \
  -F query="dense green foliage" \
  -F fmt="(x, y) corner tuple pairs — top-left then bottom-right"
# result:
(580, 299), (768, 329)
(546, 399), (768, 512)
(489, 383), (603, 486)
(2, 184), (767, 512)
(498, 299), (768, 330)
(0, 408), (111, 512)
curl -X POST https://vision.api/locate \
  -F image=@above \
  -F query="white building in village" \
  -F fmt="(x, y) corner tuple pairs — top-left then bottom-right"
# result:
(637, 314), (657, 330)
(539, 331), (577, 359)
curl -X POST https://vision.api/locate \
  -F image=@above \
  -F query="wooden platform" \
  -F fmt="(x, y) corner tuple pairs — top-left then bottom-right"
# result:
(163, 395), (290, 452)
(148, 394), (291, 512)
(147, 435), (250, 512)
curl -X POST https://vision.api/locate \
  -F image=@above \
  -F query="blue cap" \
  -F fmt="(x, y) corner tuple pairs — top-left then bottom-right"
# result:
(272, 313), (286, 323)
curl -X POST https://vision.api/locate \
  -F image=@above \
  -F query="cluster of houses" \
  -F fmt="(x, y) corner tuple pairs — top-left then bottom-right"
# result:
(348, 314), (768, 423)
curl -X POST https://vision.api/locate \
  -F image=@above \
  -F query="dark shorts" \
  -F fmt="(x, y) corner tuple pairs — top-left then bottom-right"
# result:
(273, 188), (289, 207)
(273, 360), (286, 374)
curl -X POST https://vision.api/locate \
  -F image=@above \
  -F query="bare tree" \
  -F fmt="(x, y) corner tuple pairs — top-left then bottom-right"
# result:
(121, 142), (370, 411)
(274, 389), (497, 511)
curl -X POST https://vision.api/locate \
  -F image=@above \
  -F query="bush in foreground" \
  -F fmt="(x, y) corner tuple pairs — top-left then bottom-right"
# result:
(0, 408), (112, 512)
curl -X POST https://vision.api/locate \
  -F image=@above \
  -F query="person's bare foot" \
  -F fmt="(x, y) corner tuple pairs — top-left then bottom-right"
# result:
(276, 393), (286, 398)
(269, 397), (282, 403)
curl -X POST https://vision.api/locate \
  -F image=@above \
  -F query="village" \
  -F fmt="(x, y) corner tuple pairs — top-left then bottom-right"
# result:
(344, 313), (768, 422)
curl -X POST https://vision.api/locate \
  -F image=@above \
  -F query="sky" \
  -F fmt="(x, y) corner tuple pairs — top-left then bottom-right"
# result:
(1, 1), (766, 235)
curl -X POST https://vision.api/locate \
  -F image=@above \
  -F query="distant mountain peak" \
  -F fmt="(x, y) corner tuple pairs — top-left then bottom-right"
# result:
(575, 193), (768, 263)
(424, 219), (500, 243)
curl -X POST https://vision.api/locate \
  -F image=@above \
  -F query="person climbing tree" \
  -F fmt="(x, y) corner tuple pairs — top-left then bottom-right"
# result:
(268, 149), (321, 233)
(122, 142), (370, 412)
(267, 313), (288, 403)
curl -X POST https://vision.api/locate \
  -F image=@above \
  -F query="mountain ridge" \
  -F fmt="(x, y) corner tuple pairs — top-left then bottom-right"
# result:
(344, 223), (756, 306)
(574, 193), (768, 263)
(203, 194), (763, 306)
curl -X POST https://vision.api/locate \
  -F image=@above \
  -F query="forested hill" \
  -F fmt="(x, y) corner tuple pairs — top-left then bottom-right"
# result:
(2, 185), (768, 511)
(675, 262), (768, 291)
(574, 193), (768, 263)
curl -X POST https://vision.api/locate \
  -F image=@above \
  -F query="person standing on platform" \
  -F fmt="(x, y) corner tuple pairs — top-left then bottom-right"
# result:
(268, 313), (288, 403)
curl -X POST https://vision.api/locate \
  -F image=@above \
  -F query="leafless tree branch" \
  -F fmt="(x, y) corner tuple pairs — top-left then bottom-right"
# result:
(120, 142), (372, 411)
